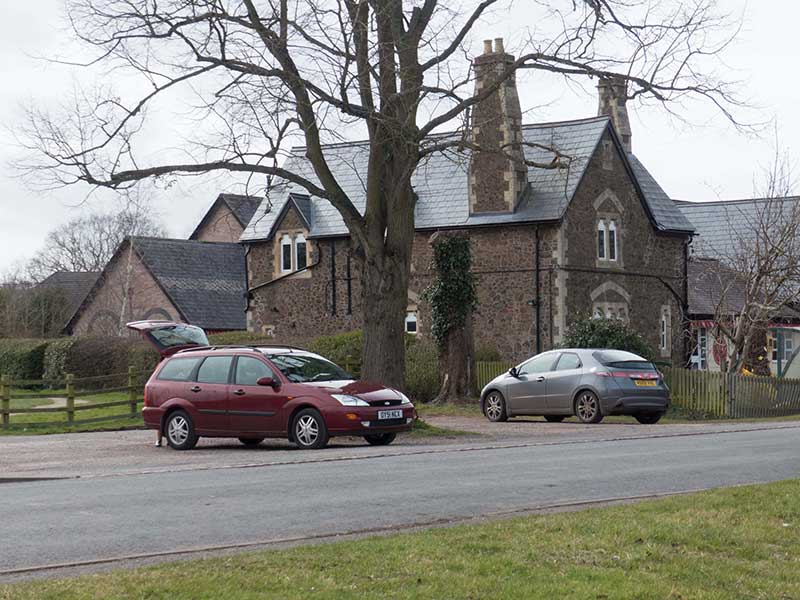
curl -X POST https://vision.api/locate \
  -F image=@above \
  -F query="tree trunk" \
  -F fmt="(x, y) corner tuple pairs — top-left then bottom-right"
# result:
(433, 315), (475, 404)
(360, 252), (410, 390)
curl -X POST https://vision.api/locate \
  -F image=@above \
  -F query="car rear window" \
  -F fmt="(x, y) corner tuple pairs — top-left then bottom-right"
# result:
(593, 351), (655, 370)
(157, 357), (202, 381)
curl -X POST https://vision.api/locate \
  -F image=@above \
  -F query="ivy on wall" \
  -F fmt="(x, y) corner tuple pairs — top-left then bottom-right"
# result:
(424, 236), (478, 349)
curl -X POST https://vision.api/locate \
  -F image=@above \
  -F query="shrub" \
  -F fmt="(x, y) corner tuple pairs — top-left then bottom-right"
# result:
(475, 344), (502, 362)
(207, 331), (276, 346)
(0, 339), (52, 382)
(308, 330), (363, 376)
(561, 316), (655, 360)
(42, 338), (77, 384)
(405, 339), (440, 402)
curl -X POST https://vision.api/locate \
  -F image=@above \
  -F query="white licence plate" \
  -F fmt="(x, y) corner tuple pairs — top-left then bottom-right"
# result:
(378, 409), (403, 420)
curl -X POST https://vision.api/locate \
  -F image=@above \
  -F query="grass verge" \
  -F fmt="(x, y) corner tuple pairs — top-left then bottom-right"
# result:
(2, 480), (798, 599)
(409, 417), (471, 438)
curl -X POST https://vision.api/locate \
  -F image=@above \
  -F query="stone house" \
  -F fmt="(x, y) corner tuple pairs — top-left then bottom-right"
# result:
(238, 40), (695, 363)
(189, 193), (262, 243)
(66, 237), (247, 335)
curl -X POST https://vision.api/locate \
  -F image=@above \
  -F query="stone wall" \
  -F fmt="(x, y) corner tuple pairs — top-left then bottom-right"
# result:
(558, 129), (687, 362)
(71, 242), (180, 336)
(191, 203), (244, 243)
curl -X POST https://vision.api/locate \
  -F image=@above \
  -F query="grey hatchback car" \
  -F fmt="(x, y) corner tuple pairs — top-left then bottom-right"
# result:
(480, 349), (669, 425)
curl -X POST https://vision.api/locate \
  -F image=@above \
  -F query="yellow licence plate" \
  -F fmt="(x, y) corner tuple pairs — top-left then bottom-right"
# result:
(635, 380), (657, 387)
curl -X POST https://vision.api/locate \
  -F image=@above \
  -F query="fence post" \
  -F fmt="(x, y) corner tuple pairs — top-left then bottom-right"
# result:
(1, 374), (10, 429)
(128, 366), (137, 416)
(66, 374), (75, 424)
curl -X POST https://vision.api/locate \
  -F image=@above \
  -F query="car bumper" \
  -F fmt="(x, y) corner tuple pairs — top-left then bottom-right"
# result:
(142, 406), (165, 430)
(325, 405), (416, 435)
(602, 395), (670, 414)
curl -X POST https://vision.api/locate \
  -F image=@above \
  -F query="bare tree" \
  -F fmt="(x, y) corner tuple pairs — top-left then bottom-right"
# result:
(17, 0), (744, 386)
(27, 206), (165, 282)
(697, 145), (800, 373)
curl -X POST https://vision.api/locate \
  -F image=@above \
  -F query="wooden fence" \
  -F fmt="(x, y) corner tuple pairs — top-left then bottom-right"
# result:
(0, 367), (144, 430)
(476, 361), (513, 389)
(662, 367), (800, 418)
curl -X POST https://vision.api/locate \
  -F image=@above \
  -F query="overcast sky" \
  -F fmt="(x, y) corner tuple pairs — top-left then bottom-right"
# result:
(1, 1), (797, 275)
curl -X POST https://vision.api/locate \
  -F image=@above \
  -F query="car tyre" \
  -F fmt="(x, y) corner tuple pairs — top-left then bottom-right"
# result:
(483, 390), (508, 422)
(238, 437), (265, 446)
(574, 391), (604, 424)
(634, 412), (664, 425)
(165, 409), (199, 450)
(544, 415), (566, 423)
(292, 408), (329, 450)
(364, 432), (397, 446)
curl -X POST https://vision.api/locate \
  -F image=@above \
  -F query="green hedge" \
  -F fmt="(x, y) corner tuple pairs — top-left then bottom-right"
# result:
(0, 339), (52, 381)
(207, 331), (275, 346)
(42, 338), (77, 383)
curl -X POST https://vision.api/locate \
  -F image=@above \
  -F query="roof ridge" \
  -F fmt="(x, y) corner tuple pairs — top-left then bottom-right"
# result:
(289, 115), (610, 153)
(677, 196), (800, 206)
(130, 235), (242, 247)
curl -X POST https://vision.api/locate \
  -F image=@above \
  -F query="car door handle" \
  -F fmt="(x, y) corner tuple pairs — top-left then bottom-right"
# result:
(233, 389), (246, 396)
(536, 376), (546, 382)
(190, 386), (202, 393)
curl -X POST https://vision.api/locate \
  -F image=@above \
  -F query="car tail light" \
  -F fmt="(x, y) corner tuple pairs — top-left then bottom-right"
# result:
(597, 370), (658, 380)
(143, 386), (150, 407)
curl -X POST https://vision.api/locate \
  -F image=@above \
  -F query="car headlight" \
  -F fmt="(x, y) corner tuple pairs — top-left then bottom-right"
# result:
(331, 394), (369, 407)
(397, 392), (412, 405)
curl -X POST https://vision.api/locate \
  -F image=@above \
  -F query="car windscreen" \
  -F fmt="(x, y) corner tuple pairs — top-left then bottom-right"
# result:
(593, 350), (655, 371)
(267, 354), (352, 383)
(149, 325), (209, 349)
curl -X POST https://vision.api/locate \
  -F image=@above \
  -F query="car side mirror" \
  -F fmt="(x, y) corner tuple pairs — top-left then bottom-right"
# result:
(508, 367), (519, 378)
(257, 376), (280, 389)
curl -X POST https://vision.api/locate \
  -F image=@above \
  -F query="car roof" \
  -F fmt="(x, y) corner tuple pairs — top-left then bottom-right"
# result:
(173, 344), (325, 360)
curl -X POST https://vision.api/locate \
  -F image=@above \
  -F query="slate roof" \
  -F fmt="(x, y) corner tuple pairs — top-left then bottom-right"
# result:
(679, 197), (800, 260)
(240, 116), (692, 241)
(132, 237), (247, 330)
(37, 271), (99, 326)
(688, 258), (745, 316)
(190, 193), (262, 239)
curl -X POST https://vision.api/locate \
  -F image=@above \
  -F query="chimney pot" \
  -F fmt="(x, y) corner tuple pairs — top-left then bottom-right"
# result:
(483, 40), (492, 55)
(597, 75), (632, 152)
(494, 38), (505, 54)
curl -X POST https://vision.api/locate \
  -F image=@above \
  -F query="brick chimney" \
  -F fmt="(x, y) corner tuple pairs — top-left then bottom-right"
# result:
(597, 75), (632, 152)
(468, 38), (527, 215)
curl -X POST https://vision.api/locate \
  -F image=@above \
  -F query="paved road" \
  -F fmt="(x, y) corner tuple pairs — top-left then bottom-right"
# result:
(1, 423), (798, 579)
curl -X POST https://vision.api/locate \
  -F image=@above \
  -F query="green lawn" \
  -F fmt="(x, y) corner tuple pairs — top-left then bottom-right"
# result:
(0, 390), (143, 435)
(2, 480), (797, 599)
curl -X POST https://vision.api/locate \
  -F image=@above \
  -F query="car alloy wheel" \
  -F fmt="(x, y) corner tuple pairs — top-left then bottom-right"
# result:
(484, 391), (508, 422)
(165, 410), (198, 450)
(293, 408), (329, 450)
(575, 391), (603, 424)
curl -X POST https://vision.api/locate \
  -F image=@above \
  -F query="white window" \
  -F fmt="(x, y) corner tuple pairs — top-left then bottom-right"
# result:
(295, 234), (307, 271)
(593, 307), (604, 319)
(404, 311), (418, 334)
(280, 235), (292, 273)
(785, 336), (794, 360)
(608, 220), (617, 261)
(660, 313), (668, 350)
(597, 220), (606, 259)
(691, 327), (708, 370)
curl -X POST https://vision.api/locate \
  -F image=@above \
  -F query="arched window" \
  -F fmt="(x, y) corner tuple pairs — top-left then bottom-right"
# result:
(608, 220), (617, 261)
(295, 234), (307, 271)
(280, 235), (292, 273)
(597, 220), (606, 259)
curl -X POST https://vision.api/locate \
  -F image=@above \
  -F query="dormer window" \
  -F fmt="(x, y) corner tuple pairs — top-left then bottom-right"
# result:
(280, 235), (292, 273)
(295, 234), (307, 271)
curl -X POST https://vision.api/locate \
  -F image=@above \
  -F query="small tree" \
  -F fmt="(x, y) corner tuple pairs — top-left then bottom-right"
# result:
(424, 234), (477, 403)
(27, 206), (165, 282)
(562, 316), (655, 360)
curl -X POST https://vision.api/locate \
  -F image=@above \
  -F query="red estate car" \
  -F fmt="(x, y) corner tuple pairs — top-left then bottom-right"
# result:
(128, 321), (415, 450)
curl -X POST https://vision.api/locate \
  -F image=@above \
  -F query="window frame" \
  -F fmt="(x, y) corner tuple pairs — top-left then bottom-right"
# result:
(554, 352), (582, 371)
(518, 353), (558, 376)
(295, 234), (307, 271)
(607, 220), (617, 261)
(280, 234), (293, 273)
(404, 311), (418, 334)
(597, 220), (606, 259)
(234, 355), (276, 386)
(156, 357), (203, 382)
